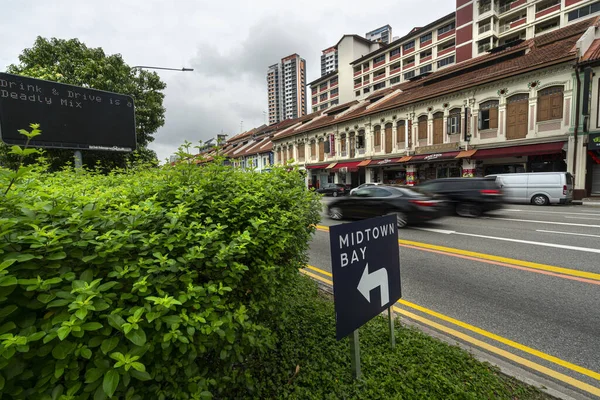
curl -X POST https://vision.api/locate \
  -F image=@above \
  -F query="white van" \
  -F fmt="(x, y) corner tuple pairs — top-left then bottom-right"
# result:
(485, 172), (573, 205)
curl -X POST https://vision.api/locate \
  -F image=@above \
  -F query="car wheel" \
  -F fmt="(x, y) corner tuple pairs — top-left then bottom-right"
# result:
(333, 192), (338, 197)
(532, 194), (549, 206)
(387, 211), (408, 228)
(456, 203), (482, 217)
(329, 207), (343, 220)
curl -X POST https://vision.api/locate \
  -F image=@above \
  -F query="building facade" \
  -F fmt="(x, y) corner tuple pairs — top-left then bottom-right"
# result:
(456, 0), (600, 63)
(310, 35), (382, 113)
(321, 46), (338, 76)
(267, 54), (307, 125)
(366, 25), (393, 44)
(271, 17), (600, 198)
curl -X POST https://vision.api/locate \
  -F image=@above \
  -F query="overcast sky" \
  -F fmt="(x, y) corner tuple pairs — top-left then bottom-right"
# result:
(2, 0), (455, 162)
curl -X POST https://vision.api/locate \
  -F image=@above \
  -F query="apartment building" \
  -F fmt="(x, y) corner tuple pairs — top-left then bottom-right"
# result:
(366, 25), (393, 44)
(321, 46), (338, 76)
(310, 35), (382, 113)
(456, 0), (600, 62)
(267, 54), (307, 125)
(350, 13), (457, 100)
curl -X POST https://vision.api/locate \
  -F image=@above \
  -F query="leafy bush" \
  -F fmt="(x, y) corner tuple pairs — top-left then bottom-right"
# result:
(0, 150), (321, 399)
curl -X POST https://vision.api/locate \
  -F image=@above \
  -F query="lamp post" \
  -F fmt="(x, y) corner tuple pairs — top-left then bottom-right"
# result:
(132, 66), (194, 72)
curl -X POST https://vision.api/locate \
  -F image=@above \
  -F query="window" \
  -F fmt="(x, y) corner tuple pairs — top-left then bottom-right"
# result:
(478, 22), (491, 34)
(437, 55), (455, 68)
(363, 62), (370, 70)
(330, 77), (338, 86)
(363, 87), (371, 94)
(313, 107), (318, 113)
(331, 88), (339, 96)
(535, 18), (560, 34)
(355, 90), (361, 97)
(374, 69), (386, 78)
(438, 39), (455, 51)
(418, 115), (428, 139)
(404, 70), (415, 80)
(330, 99), (339, 106)
(374, 55), (386, 64)
(374, 82), (386, 90)
(420, 64), (432, 74)
(535, 0), (560, 12)
(390, 62), (401, 72)
(390, 47), (401, 57)
(312, 96), (317, 104)
(478, 101), (499, 130)
(438, 22), (455, 35)
(478, 39), (492, 53)
(396, 120), (405, 143)
(390, 76), (400, 84)
(319, 82), (327, 91)
(420, 32), (432, 44)
(403, 41), (415, 51)
(537, 86), (564, 122)
(298, 144), (305, 159)
(447, 108), (461, 134)
(403, 56), (415, 66)
(420, 49), (432, 59)
(320, 104), (328, 110)
(374, 125), (381, 147)
(568, 1), (600, 21)
(320, 93), (328, 101)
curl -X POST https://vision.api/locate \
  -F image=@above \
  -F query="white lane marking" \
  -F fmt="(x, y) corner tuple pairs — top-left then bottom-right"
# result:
(483, 217), (600, 229)
(536, 229), (600, 238)
(412, 227), (455, 234)
(564, 216), (600, 221)
(500, 209), (600, 217)
(412, 228), (600, 254)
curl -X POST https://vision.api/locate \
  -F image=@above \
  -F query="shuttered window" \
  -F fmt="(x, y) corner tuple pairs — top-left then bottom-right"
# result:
(396, 120), (405, 144)
(537, 86), (563, 122)
(374, 125), (382, 146)
(297, 144), (305, 159)
(418, 116), (428, 139)
(479, 100), (499, 130)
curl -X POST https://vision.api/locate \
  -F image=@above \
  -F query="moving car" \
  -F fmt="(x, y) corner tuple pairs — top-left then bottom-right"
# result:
(327, 185), (447, 228)
(349, 182), (383, 196)
(316, 183), (348, 197)
(486, 172), (573, 205)
(417, 178), (503, 217)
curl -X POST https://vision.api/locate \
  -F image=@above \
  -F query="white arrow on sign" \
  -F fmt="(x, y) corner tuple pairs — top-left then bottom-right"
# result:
(357, 263), (389, 307)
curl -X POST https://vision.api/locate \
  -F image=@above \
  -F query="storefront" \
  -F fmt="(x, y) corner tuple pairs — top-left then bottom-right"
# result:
(326, 161), (364, 187)
(471, 141), (567, 176)
(305, 163), (332, 189)
(588, 132), (600, 196)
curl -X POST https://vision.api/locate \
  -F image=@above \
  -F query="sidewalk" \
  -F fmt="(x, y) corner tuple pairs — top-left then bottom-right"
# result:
(573, 198), (600, 206)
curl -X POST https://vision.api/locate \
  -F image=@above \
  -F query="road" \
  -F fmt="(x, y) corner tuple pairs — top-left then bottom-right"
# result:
(305, 198), (600, 399)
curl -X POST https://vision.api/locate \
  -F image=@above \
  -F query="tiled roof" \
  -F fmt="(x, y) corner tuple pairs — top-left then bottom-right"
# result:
(582, 38), (600, 62)
(272, 17), (598, 143)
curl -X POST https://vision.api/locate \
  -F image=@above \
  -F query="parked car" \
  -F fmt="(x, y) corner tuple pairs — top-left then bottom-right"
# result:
(327, 185), (447, 228)
(349, 182), (383, 196)
(417, 178), (503, 217)
(486, 172), (573, 205)
(317, 183), (348, 197)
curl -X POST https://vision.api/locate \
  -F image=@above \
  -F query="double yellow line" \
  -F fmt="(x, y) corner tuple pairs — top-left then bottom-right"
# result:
(306, 225), (600, 396)
(300, 266), (600, 397)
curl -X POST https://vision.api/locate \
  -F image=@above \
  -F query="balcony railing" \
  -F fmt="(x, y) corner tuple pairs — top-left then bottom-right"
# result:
(479, 24), (491, 34)
(478, 4), (492, 14)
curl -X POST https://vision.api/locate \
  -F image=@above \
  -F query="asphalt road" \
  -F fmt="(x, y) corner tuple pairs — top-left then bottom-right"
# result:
(306, 197), (600, 399)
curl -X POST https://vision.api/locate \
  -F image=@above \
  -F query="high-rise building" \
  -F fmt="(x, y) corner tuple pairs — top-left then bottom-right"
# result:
(321, 46), (338, 76)
(267, 54), (306, 125)
(366, 25), (393, 44)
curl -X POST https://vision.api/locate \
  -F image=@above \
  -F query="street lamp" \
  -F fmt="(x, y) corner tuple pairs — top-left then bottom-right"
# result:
(132, 66), (194, 72)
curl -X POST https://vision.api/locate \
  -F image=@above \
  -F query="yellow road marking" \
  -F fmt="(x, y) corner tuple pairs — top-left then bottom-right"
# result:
(314, 225), (600, 282)
(392, 306), (600, 397)
(302, 265), (600, 386)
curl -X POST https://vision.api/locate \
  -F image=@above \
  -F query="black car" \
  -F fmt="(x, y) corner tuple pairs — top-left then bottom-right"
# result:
(317, 183), (348, 197)
(327, 185), (447, 228)
(417, 178), (503, 217)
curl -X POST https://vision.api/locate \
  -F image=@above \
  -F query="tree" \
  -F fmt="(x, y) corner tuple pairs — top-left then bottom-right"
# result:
(4, 37), (165, 170)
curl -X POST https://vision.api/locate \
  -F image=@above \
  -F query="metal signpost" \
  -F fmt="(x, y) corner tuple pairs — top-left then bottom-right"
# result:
(329, 214), (401, 379)
(0, 73), (136, 165)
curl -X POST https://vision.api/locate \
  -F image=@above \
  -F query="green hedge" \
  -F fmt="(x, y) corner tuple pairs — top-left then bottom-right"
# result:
(0, 158), (321, 399)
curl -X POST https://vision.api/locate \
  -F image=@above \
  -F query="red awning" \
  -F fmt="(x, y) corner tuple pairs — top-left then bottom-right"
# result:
(409, 151), (461, 162)
(331, 161), (362, 172)
(305, 163), (330, 169)
(472, 142), (565, 159)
